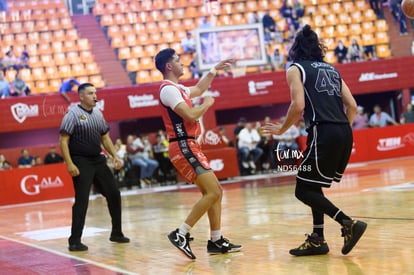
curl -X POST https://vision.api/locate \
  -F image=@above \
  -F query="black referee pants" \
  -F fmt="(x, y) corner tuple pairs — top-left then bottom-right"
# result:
(69, 155), (122, 245)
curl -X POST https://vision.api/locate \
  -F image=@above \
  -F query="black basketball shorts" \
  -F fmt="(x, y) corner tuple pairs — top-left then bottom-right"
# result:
(297, 123), (353, 187)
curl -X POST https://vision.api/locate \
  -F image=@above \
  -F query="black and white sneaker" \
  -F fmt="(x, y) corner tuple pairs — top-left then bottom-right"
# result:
(168, 229), (196, 260)
(207, 236), (242, 254)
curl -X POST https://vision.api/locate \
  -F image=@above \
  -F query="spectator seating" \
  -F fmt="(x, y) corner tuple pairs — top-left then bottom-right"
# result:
(0, 0), (104, 94)
(92, 0), (391, 85)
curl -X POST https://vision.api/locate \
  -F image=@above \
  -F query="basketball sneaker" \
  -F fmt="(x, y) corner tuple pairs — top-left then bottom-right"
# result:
(168, 229), (196, 260)
(207, 236), (242, 254)
(289, 233), (329, 256)
(341, 219), (367, 255)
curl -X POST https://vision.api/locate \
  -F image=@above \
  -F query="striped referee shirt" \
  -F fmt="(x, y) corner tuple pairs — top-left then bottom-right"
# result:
(60, 104), (109, 157)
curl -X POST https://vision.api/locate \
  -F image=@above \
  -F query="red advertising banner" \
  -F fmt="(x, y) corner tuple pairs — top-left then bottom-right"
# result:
(0, 163), (73, 206)
(1, 57), (414, 134)
(299, 124), (414, 164)
(357, 124), (414, 162)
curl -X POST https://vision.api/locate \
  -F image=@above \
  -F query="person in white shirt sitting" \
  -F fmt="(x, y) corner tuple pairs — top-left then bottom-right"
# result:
(237, 122), (263, 172)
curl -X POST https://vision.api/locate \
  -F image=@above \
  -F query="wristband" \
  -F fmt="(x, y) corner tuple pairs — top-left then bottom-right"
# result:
(209, 67), (217, 75)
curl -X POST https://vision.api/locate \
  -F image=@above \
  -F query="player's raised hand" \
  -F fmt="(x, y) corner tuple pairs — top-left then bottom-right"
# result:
(214, 59), (236, 71)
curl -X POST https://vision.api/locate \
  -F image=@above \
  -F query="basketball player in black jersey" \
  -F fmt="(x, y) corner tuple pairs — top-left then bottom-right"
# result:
(262, 25), (367, 256)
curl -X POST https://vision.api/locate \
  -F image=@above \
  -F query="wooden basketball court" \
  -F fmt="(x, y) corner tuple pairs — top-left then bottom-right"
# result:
(1, 157), (414, 274)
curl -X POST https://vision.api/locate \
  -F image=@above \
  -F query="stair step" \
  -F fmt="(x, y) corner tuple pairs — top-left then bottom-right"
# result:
(71, 14), (131, 86)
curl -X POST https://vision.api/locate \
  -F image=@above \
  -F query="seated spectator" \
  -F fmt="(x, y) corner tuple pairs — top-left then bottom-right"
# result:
(269, 48), (284, 71)
(298, 119), (308, 136)
(0, 70), (10, 98)
(44, 146), (64, 164)
(17, 45), (30, 69)
(234, 117), (247, 137)
(189, 53), (201, 79)
(352, 106), (369, 130)
(114, 138), (127, 160)
(18, 148), (35, 168)
(126, 133), (159, 186)
(334, 40), (348, 64)
(363, 45), (376, 60)
(248, 11), (260, 24)
(2, 47), (19, 72)
(292, 0), (304, 18)
(400, 103), (414, 124)
(279, 1), (293, 19)
(11, 71), (30, 96)
(59, 79), (81, 103)
(34, 156), (43, 166)
(256, 117), (272, 171)
(153, 134), (175, 184)
(262, 10), (276, 42)
(412, 41), (414, 56)
(181, 32), (196, 54)
(348, 38), (363, 62)
(0, 154), (12, 170)
(199, 16), (212, 28)
(369, 105), (399, 127)
(238, 122), (263, 172)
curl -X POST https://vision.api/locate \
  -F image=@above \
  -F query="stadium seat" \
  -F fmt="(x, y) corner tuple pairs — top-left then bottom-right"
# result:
(118, 47), (131, 60)
(35, 19), (48, 31)
(52, 41), (63, 53)
(364, 9), (377, 21)
(126, 58), (139, 72)
(80, 51), (94, 63)
(375, 20), (389, 32)
(71, 64), (86, 77)
(27, 32), (39, 44)
(325, 14), (338, 26)
(58, 64), (72, 78)
(131, 45), (145, 58)
(107, 25), (119, 37)
(54, 52), (67, 66)
(19, 68), (31, 82)
(361, 33), (376, 46)
(65, 29), (79, 40)
(150, 69), (163, 82)
(85, 62), (100, 75)
(32, 67), (46, 81)
(376, 32), (390, 44)
(376, 44), (391, 58)
(89, 75), (105, 88)
(49, 78), (61, 91)
(111, 35), (125, 48)
(66, 51), (80, 64)
(136, 70), (151, 84)
(338, 13), (351, 24)
(38, 43), (53, 55)
(139, 57), (153, 70)
(34, 80), (50, 94)
(40, 54), (55, 67)
(350, 23), (362, 36)
(53, 29), (65, 41)
(45, 66), (59, 79)
(77, 38), (90, 51)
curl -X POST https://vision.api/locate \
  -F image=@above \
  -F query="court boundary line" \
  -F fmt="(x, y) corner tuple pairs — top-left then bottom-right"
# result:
(0, 235), (139, 275)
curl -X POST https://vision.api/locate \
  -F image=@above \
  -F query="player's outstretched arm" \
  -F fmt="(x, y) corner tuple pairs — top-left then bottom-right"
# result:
(189, 59), (235, 98)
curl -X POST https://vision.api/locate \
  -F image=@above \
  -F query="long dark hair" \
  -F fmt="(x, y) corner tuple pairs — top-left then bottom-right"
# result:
(288, 24), (327, 62)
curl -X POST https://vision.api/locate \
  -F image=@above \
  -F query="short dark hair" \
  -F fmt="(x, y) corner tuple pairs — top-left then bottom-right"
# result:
(288, 24), (327, 62)
(155, 48), (176, 74)
(78, 82), (94, 93)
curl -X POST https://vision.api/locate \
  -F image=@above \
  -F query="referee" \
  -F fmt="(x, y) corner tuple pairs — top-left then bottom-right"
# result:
(59, 83), (129, 252)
